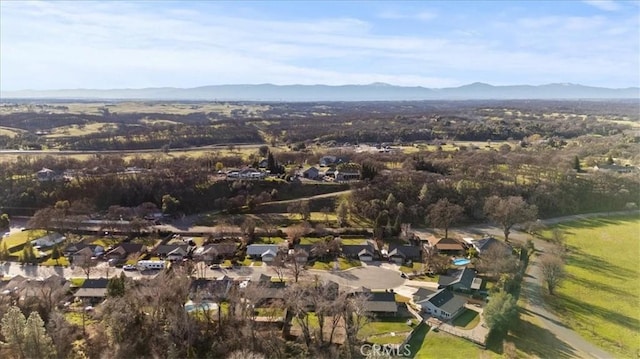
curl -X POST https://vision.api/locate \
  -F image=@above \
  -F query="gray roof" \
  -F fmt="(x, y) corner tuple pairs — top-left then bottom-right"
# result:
(365, 292), (398, 313)
(473, 237), (512, 254)
(341, 241), (376, 256)
(74, 287), (107, 298)
(428, 289), (467, 314)
(389, 245), (422, 259)
(156, 244), (188, 256)
(438, 267), (476, 288)
(413, 287), (436, 303)
(246, 244), (280, 256)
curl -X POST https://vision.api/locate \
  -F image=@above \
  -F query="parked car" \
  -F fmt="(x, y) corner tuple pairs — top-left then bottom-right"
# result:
(123, 264), (137, 271)
(209, 264), (221, 270)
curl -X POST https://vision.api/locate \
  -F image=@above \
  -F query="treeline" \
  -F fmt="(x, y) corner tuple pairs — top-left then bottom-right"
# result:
(1, 100), (637, 151)
(348, 147), (640, 229)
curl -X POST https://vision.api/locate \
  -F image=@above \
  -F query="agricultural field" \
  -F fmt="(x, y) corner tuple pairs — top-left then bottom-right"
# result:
(544, 215), (640, 358)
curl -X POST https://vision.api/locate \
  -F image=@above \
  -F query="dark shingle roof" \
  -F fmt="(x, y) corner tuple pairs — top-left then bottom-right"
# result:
(389, 245), (422, 259)
(428, 289), (467, 314)
(365, 291), (398, 313)
(81, 278), (109, 289)
(438, 267), (476, 288)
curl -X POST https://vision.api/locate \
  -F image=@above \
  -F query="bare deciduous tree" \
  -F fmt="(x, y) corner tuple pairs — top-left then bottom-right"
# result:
(484, 196), (538, 242)
(540, 254), (565, 295)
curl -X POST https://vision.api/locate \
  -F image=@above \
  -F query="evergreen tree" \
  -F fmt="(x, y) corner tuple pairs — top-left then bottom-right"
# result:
(50, 244), (61, 265)
(572, 156), (581, 172)
(1, 306), (27, 359)
(24, 311), (56, 359)
(107, 272), (126, 297)
(0, 241), (10, 261)
(483, 291), (518, 335)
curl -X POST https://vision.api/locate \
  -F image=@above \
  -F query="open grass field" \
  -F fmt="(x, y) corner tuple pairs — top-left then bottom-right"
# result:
(0, 126), (25, 137)
(406, 323), (499, 358)
(543, 215), (640, 358)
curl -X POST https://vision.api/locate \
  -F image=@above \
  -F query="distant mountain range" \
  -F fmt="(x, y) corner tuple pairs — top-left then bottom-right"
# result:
(2, 82), (638, 101)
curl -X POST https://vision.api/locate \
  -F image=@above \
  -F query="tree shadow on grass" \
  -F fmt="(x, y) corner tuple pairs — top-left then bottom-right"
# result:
(567, 249), (635, 281)
(548, 292), (640, 333)
(405, 322), (429, 358)
(505, 310), (578, 359)
(555, 216), (639, 231)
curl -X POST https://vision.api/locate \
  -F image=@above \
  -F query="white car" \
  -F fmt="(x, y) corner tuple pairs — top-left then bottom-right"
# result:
(122, 264), (137, 271)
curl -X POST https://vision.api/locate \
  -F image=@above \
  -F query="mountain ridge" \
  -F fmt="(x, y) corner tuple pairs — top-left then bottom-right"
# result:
(2, 82), (638, 101)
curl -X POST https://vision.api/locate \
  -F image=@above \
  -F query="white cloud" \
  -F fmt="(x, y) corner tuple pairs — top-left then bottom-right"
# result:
(583, 0), (622, 12)
(0, 1), (638, 90)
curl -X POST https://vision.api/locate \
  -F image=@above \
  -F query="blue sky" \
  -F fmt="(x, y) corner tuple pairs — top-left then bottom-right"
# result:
(1, 0), (638, 90)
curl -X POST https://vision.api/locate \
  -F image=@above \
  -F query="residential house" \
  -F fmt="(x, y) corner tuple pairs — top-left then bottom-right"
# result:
(412, 287), (436, 304)
(70, 245), (104, 266)
(593, 164), (637, 173)
(341, 240), (378, 262)
(319, 156), (337, 167)
(189, 277), (233, 301)
(251, 275), (287, 306)
(167, 246), (188, 261)
(335, 169), (360, 181)
(294, 244), (316, 260)
(194, 242), (238, 263)
(36, 168), (60, 182)
(364, 291), (398, 316)
(155, 244), (189, 258)
(290, 248), (309, 264)
(388, 245), (422, 265)
(31, 232), (66, 248)
(302, 167), (321, 180)
(358, 248), (374, 262)
(416, 288), (467, 320)
(438, 267), (477, 292)
(239, 168), (265, 180)
(324, 168), (337, 178)
(104, 243), (145, 262)
(261, 249), (277, 263)
(429, 236), (466, 255)
(467, 236), (513, 255)
(246, 244), (281, 260)
(74, 278), (109, 305)
(1, 275), (69, 305)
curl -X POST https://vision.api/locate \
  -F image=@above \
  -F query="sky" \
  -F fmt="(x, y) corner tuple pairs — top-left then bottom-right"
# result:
(1, 0), (639, 90)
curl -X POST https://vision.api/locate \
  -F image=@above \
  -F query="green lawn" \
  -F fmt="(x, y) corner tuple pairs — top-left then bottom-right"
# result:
(406, 324), (498, 358)
(311, 258), (361, 270)
(400, 262), (424, 273)
(452, 309), (480, 330)
(543, 215), (640, 358)
(40, 256), (70, 266)
(3, 230), (47, 252)
(69, 278), (86, 287)
(359, 317), (416, 339)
